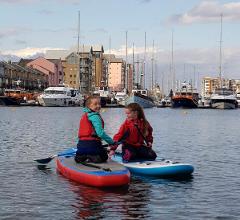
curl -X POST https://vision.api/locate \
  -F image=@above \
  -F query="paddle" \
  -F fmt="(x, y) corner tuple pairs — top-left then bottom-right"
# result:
(34, 148), (77, 164)
(34, 131), (129, 165)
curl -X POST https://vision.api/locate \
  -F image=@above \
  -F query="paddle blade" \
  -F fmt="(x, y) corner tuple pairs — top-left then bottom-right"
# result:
(34, 155), (55, 164)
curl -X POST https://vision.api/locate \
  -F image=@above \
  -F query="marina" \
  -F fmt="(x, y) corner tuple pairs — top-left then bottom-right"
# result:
(1, 107), (240, 219)
(1, 1), (240, 219)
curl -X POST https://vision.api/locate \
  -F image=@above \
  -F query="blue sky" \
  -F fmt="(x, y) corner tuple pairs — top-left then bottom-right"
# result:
(1, 0), (240, 87)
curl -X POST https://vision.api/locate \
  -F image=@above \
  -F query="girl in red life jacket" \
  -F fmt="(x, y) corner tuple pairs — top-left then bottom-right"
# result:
(111, 103), (157, 162)
(75, 96), (116, 163)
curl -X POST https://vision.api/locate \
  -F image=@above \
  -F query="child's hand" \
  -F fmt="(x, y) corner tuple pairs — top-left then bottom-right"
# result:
(108, 150), (115, 158)
(147, 142), (152, 148)
(109, 143), (118, 151)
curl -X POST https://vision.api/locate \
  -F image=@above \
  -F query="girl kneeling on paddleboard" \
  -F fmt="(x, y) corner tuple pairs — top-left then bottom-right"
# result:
(111, 103), (157, 162)
(75, 96), (117, 163)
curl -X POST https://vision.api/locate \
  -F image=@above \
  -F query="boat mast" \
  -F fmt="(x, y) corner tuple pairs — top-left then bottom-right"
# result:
(151, 40), (154, 90)
(77, 11), (81, 92)
(125, 31), (128, 92)
(171, 29), (175, 93)
(219, 14), (223, 88)
(132, 42), (135, 91)
(143, 31), (147, 89)
(108, 35), (111, 88)
(77, 11), (80, 54)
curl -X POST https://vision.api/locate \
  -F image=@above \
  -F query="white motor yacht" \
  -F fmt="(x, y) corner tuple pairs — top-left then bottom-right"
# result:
(38, 85), (83, 107)
(210, 88), (237, 109)
(236, 92), (240, 107)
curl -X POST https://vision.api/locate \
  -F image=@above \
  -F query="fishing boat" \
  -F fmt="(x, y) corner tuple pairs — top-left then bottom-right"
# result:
(38, 85), (83, 107)
(112, 154), (194, 178)
(0, 89), (38, 106)
(171, 82), (199, 108)
(125, 89), (155, 108)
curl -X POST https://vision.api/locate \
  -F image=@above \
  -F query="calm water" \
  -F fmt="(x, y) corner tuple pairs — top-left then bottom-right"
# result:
(0, 107), (240, 220)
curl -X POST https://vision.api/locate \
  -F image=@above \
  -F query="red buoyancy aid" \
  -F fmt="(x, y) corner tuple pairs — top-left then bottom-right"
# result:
(78, 113), (104, 141)
(113, 119), (153, 147)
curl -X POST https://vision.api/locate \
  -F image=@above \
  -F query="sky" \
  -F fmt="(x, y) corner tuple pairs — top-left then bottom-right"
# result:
(1, 0), (240, 89)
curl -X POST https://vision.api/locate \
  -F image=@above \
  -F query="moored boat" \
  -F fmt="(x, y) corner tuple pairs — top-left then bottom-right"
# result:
(0, 89), (38, 106)
(56, 155), (130, 187)
(93, 86), (113, 107)
(171, 82), (199, 108)
(210, 88), (237, 109)
(235, 92), (240, 107)
(125, 89), (155, 108)
(38, 85), (83, 107)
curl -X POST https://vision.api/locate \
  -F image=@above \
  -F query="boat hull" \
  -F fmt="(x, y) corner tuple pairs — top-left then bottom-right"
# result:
(211, 101), (237, 109)
(56, 156), (130, 187)
(39, 97), (80, 107)
(112, 154), (194, 177)
(171, 97), (198, 108)
(0, 96), (20, 106)
(125, 95), (155, 108)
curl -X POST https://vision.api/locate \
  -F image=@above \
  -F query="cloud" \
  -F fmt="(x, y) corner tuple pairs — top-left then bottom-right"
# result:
(0, 27), (31, 38)
(1, 45), (240, 80)
(166, 0), (240, 25)
(2, 47), (65, 58)
(106, 45), (240, 79)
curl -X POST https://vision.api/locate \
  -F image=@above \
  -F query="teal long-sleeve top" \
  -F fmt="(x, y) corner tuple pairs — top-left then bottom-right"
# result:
(84, 108), (114, 144)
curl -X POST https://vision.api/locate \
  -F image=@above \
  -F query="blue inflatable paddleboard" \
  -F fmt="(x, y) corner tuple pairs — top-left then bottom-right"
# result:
(112, 154), (194, 177)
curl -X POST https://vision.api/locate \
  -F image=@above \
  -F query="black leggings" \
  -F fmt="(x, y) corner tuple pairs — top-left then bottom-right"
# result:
(122, 144), (157, 162)
(75, 140), (108, 163)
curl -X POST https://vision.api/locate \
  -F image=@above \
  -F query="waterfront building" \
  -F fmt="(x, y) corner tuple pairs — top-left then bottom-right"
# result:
(26, 57), (63, 86)
(62, 53), (79, 89)
(77, 46), (93, 94)
(105, 55), (125, 92)
(91, 45), (104, 89)
(0, 61), (48, 94)
(201, 76), (240, 98)
(229, 79), (240, 92)
(201, 77), (220, 98)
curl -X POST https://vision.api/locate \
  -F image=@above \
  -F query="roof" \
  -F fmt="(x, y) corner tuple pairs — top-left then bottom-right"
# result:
(18, 58), (33, 67)
(45, 50), (70, 60)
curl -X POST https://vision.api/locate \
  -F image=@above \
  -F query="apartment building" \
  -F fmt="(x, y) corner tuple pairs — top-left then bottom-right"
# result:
(0, 61), (48, 94)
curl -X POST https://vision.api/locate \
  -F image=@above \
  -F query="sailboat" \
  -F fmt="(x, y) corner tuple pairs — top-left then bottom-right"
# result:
(124, 32), (155, 108)
(210, 14), (237, 109)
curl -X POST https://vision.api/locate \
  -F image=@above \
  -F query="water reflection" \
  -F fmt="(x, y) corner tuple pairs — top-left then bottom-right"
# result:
(67, 178), (152, 220)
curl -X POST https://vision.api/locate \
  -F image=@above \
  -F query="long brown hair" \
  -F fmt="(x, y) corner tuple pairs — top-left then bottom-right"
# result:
(126, 103), (149, 136)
